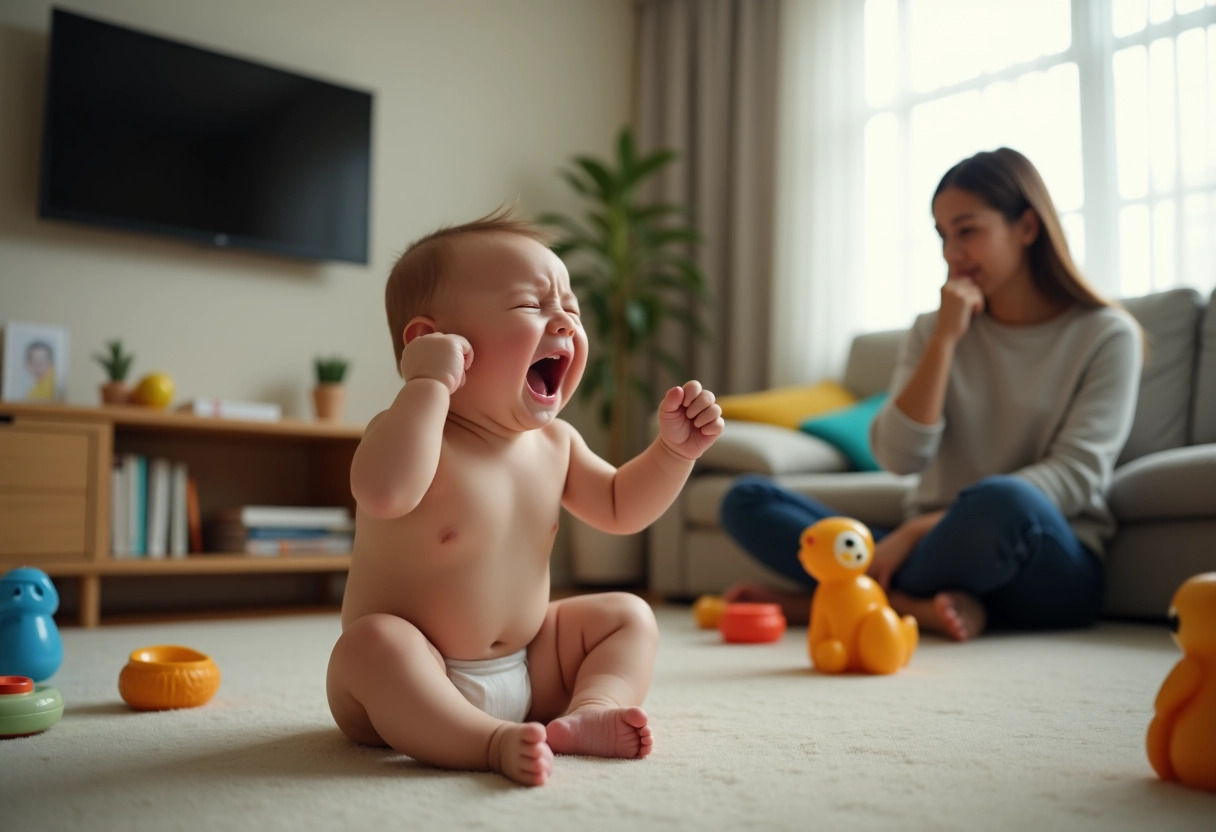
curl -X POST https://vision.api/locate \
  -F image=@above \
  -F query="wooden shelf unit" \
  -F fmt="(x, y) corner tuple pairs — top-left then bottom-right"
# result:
(0, 402), (363, 627)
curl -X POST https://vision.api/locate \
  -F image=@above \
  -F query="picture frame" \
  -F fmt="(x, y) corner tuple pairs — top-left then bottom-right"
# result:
(1, 321), (70, 403)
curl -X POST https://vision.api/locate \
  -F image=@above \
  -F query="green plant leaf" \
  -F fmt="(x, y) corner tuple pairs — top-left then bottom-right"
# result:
(624, 298), (651, 338)
(649, 345), (690, 382)
(574, 157), (616, 201)
(623, 148), (677, 189)
(664, 306), (712, 341)
(629, 374), (654, 405)
(617, 128), (636, 176)
(628, 203), (687, 223)
(646, 272), (712, 301)
(644, 227), (702, 248)
(558, 169), (596, 199)
(599, 399), (614, 430)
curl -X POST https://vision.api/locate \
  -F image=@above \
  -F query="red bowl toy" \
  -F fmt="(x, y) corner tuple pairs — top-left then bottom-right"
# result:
(720, 603), (786, 643)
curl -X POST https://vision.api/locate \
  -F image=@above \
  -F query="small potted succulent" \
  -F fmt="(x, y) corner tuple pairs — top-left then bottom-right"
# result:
(313, 356), (349, 421)
(93, 340), (135, 405)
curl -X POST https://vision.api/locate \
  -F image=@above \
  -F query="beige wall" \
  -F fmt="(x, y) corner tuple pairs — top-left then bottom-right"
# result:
(0, 0), (632, 419)
(0, 0), (635, 585)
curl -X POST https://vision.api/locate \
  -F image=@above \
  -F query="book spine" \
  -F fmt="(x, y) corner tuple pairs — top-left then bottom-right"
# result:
(169, 461), (188, 558)
(245, 526), (353, 540)
(110, 461), (128, 557)
(126, 454), (147, 557)
(244, 536), (354, 556)
(146, 457), (171, 559)
(235, 507), (352, 528)
(186, 476), (202, 554)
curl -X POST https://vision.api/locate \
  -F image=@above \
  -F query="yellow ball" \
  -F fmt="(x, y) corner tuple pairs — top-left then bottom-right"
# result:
(693, 595), (727, 629)
(131, 372), (175, 408)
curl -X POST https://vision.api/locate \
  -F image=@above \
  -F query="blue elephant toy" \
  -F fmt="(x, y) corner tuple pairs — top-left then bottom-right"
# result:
(0, 567), (64, 682)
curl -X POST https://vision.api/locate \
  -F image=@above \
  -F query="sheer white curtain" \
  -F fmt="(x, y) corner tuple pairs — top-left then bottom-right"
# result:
(770, 0), (867, 387)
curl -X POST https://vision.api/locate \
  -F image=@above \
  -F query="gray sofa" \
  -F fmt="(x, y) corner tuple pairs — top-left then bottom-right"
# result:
(649, 288), (1216, 620)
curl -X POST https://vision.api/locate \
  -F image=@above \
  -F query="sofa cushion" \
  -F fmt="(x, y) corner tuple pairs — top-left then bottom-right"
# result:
(842, 329), (903, 398)
(1118, 288), (1204, 464)
(696, 419), (850, 475)
(799, 393), (888, 471)
(1192, 289), (1216, 445)
(716, 381), (857, 430)
(1108, 443), (1216, 521)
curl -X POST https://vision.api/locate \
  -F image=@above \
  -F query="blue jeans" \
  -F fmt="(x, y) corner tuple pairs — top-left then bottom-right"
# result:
(719, 474), (1105, 629)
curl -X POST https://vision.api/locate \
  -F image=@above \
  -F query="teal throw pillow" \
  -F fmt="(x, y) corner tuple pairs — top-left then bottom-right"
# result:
(798, 393), (889, 471)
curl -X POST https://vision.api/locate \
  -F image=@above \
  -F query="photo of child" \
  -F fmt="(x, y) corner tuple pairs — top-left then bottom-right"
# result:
(1, 321), (70, 403)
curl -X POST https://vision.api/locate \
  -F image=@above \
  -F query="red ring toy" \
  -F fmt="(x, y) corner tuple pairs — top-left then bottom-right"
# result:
(720, 602), (787, 643)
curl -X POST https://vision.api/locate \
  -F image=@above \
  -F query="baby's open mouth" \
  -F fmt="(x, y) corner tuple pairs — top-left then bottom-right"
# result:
(526, 354), (568, 398)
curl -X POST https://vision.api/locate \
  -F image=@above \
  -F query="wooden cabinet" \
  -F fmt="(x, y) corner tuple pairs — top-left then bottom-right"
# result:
(0, 402), (362, 627)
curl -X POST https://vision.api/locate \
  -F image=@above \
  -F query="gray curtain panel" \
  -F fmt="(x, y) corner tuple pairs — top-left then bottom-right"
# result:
(634, 0), (780, 452)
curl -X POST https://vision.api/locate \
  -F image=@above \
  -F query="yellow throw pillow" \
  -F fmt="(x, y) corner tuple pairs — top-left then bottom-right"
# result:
(717, 381), (858, 430)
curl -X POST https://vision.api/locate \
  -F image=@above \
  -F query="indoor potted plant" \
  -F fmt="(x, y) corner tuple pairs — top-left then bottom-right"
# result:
(93, 339), (135, 405)
(540, 126), (711, 583)
(313, 357), (349, 421)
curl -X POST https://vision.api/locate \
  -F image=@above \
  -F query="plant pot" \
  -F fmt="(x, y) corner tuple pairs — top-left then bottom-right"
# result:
(313, 383), (346, 421)
(99, 381), (131, 405)
(570, 522), (645, 585)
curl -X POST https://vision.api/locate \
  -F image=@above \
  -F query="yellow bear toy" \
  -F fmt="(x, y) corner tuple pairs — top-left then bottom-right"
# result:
(1146, 572), (1216, 791)
(798, 517), (918, 675)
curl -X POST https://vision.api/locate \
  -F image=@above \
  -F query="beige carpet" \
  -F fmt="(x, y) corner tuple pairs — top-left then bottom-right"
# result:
(2, 604), (1213, 831)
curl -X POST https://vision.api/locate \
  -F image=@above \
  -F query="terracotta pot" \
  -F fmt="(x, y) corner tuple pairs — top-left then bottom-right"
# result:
(313, 383), (346, 421)
(100, 381), (132, 405)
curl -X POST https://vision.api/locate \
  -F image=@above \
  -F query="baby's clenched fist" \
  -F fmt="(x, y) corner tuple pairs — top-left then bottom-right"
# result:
(657, 380), (724, 460)
(400, 332), (473, 395)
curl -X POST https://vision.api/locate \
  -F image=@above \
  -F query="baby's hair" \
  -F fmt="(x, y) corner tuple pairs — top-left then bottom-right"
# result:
(385, 205), (553, 371)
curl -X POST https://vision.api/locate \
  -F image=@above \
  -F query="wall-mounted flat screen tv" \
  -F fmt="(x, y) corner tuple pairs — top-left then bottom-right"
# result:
(39, 8), (373, 264)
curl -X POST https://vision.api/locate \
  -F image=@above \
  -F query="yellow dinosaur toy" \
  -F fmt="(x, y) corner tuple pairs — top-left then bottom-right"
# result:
(1147, 572), (1216, 790)
(798, 517), (917, 675)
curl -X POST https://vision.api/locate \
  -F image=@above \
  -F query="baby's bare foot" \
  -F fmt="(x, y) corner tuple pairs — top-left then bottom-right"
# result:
(490, 722), (553, 787)
(723, 582), (811, 625)
(933, 592), (986, 642)
(546, 706), (654, 759)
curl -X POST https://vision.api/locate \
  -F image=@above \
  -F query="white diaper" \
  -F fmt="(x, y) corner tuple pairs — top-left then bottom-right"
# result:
(444, 649), (532, 723)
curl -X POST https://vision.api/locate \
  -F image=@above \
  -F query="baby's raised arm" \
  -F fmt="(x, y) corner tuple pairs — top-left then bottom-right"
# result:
(350, 333), (472, 519)
(562, 381), (723, 534)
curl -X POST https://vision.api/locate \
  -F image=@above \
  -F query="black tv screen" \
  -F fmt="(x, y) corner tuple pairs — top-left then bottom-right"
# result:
(39, 8), (373, 264)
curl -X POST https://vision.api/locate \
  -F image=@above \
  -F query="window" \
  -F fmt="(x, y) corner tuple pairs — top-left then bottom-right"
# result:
(859, 0), (1216, 332)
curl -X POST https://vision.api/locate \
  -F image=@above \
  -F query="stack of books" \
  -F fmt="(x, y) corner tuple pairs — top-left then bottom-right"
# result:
(177, 398), (282, 422)
(110, 455), (200, 558)
(209, 505), (354, 556)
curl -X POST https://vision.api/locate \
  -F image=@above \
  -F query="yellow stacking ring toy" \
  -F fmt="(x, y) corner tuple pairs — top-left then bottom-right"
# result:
(118, 645), (220, 710)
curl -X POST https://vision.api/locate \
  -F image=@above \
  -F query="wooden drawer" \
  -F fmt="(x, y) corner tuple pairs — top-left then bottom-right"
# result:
(0, 494), (88, 557)
(0, 429), (89, 491)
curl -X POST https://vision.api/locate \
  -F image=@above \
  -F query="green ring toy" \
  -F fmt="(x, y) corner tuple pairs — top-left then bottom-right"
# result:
(0, 675), (64, 737)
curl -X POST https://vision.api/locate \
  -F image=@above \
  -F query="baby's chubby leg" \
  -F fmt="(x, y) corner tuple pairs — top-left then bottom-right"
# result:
(327, 613), (553, 786)
(527, 592), (658, 759)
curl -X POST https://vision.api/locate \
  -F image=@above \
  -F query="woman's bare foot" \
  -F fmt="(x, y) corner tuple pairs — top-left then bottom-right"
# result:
(546, 706), (654, 759)
(489, 722), (553, 786)
(890, 590), (987, 642)
(723, 582), (812, 625)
